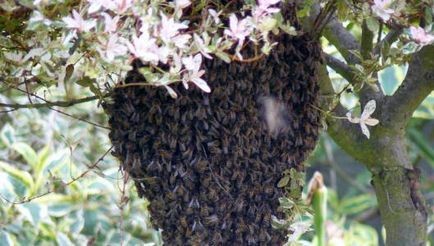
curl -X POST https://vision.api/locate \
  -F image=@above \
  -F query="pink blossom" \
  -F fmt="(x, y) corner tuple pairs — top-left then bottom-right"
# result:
(102, 13), (119, 33)
(97, 35), (128, 62)
(62, 10), (96, 32)
(371, 0), (394, 21)
(409, 26), (434, 46)
(126, 33), (159, 64)
(224, 14), (251, 48)
(181, 54), (211, 93)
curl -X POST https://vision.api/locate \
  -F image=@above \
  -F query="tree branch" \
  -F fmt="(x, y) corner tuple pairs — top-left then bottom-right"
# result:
(361, 20), (374, 59)
(323, 16), (361, 64)
(381, 45), (434, 130)
(317, 63), (379, 166)
(304, 3), (360, 64)
(325, 54), (357, 83)
(359, 20), (384, 104)
(0, 95), (103, 109)
(374, 28), (403, 55)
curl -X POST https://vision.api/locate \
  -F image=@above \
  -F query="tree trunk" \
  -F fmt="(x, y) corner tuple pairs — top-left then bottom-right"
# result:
(371, 150), (427, 246)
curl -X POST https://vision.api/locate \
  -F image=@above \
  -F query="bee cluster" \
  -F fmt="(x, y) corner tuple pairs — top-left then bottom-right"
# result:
(104, 6), (322, 245)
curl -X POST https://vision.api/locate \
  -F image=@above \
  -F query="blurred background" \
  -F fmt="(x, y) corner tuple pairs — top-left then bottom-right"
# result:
(0, 49), (433, 246)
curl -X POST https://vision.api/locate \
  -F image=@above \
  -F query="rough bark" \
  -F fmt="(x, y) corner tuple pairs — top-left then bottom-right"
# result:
(371, 156), (427, 246)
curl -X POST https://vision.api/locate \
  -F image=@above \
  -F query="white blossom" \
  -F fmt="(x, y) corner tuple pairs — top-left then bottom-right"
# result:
(346, 100), (380, 139)
(97, 35), (128, 62)
(87, 0), (115, 14)
(208, 9), (221, 24)
(253, 0), (281, 21)
(159, 14), (188, 43)
(62, 10), (96, 32)
(175, 0), (191, 10)
(224, 14), (251, 46)
(112, 0), (133, 13)
(194, 34), (213, 59)
(164, 85), (178, 99)
(172, 34), (191, 49)
(102, 13), (119, 33)
(182, 54), (211, 93)
(155, 46), (170, 64)
(126, 33), (159, 64)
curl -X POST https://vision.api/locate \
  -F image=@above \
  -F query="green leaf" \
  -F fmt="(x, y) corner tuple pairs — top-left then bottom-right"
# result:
(76, 76), (94, 88)
(365, 17), (379, 33)
(378, 65), (405, 95)
(278, 197), (294, 210)
(56, 232), (74, 246)
(39, 149), (68, 176)
(0, 124), (16, 146)
(36, 145), (50, 174)
(413, 93), (434, 119)
(69, 210), (85, 234)
(12, 142), (38, 168)
(408, 128), (434, 168)
(16, 203), (46, 226)
(339, 194), (376, 215)
(215, 51), (231, 63)
(0, 231), (14, 246)
(48, 202), (75, 217)
(277, 175), (290, 188)
(344, 223), (378, 245)
(0, 161), (35, 192)
(0, 173), (16, 201)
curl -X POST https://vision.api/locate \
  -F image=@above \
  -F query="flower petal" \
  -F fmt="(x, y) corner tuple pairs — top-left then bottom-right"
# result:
(365, 118), (379, 126)
(361, 100), (376, 120)
(191, 77), (211, 93)
(360, 123), (370, 139)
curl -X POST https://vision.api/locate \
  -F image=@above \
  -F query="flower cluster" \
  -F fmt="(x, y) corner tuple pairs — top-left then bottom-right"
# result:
(55, 0), (287, 97)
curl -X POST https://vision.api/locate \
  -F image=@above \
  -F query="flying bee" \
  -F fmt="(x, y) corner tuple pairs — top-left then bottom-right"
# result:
(257, 96), (291, 138)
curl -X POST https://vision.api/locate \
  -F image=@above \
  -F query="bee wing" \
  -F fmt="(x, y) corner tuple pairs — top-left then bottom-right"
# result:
(361, 100), (376, 120)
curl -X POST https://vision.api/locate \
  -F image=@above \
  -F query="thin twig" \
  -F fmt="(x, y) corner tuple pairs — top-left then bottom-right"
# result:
(8, 86), (111, 130)
(0, 146), (113, 204)
(0, 95), (105, 109)
(325, 54), (357, 84)
(118, 170), (129, 246)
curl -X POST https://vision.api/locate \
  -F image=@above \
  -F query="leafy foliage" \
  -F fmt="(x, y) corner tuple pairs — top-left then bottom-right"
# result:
(0, 98), (160, 245)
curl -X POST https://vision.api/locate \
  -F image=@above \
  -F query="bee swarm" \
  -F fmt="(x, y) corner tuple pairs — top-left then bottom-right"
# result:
(104, 5), (322, 245)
